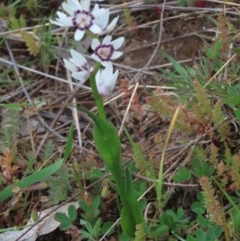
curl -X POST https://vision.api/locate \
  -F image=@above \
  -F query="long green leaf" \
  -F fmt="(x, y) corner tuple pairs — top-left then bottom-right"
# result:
(0, 124), (74, 202)
(161, 52), (188, 80)
(78, 106), (143, 238)
(121, 206), (135, 238)
(0, 159), (63, 202)
(125, 168), (142, 224)
(77, 106), (121, 169)
(63, 124), (74, 161)
(0, 103), (26, 110)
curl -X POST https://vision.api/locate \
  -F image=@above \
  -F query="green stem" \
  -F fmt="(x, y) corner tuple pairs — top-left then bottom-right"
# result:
(71, 160), (83, 194)
(89, 62), (106, 120)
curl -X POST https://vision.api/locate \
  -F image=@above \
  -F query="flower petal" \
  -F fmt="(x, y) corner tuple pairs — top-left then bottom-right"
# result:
(56, 11), (67, 18)
(57, 17), (73, 26)
(69, 58), (82, 68)
(64, 59), (77, 72)
(111, 37), (125, 49)
(72, 0), (82, 9)
(101, 60), (112, 67)
(92, 8), (106, 19)
(105, 16), (119, 32)
(91, 39), (100, 50)
(72, 71), (89, 84)
(95, 69), (101, 88)
(70, 49), (87, 65)
(95, 65), (118, 96)
(93, 9), (109, 30)
(91, 53), (102, 63)
(89, 23), (102, 34)
(102, 35), (112, 45)
(81, 0), (91, 11)
(103, 69), (118, 95)
(62, 1), (75, 16)
(111, 51), (123, 60)
(50, 19), (66, 27)
(92, 3), (99, 12)
(74, 29), (85, 41)
(101, 75), (118, 95)
(111, 69), (119, 89)
(101, 64), (113, 83)
(51, 12), (73, 26)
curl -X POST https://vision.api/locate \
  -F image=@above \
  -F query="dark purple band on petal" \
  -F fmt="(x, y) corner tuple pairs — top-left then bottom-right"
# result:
(72, 10), (94, 30)
(76, 63), (89, 72)
(95, 44), (114, 61)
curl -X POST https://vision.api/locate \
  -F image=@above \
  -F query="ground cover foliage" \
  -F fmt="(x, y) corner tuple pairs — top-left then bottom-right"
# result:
(1, 0), (240, 240)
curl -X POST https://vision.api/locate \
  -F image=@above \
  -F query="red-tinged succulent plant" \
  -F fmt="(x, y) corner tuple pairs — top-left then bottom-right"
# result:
(194, 0), (207, 8)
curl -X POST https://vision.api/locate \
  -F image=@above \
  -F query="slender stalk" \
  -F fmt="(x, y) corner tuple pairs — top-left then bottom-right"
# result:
(71, 160), (83, 193)
(157, 106), (180, 205)
(89, 62), (106, 120)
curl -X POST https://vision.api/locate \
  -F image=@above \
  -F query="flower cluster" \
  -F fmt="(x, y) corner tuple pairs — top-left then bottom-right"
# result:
(51, 0), (124, 96)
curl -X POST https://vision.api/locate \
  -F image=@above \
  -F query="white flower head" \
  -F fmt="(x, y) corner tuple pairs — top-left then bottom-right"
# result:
(91, 35), (125, 67)
(96, 64), (119, 96)
(92, 5), (119, 35)
(50, 0), (106, 41)
(63, 49), (91, 84)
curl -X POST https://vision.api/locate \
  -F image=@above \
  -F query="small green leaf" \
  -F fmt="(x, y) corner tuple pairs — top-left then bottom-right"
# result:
(92, 195), (101, 217)
(59, 222), (72, 231)
(191, 159), (214, 178)
(206, 225), (222, 239)
(79, 229), (92, 238)
(166, 210), (178, 221)
(196, 229), (206, 241)
(205, 48), (214, 59)
(173, 166), (191, 183)
(231, 208), (240, 228)
(197, 214), (208, 228)
(80, 219), (93, 234)
(68, 205), (77, 221)
(79, 200), (91, 214)
(150, 225), (169, 237)
(213, 39), (222, 59)
(177, 207), (184, 219)
(55, 212), (70, 223)
(186, 234), (196, 241)
(91, 167), (104, 178)
(55, 212), (72, 230)
(172, 231), (186, 241)
(234, 109), (240, 122)
(120, 233), (130, 241)
(93, 218), (102, 238)
(197, 192), (204, 202)
(159, 214), (174, 229)
(191, 202), (205, 214)
(101, 221), (115, 236)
